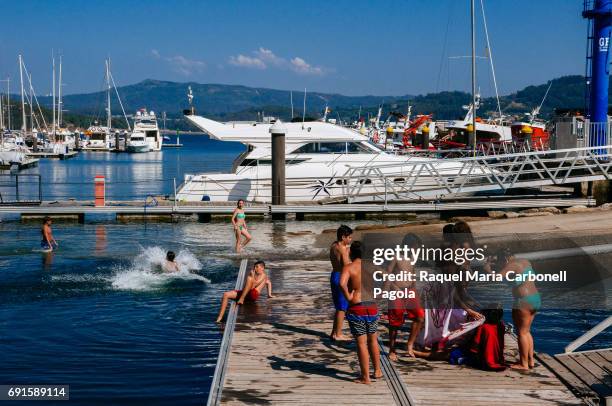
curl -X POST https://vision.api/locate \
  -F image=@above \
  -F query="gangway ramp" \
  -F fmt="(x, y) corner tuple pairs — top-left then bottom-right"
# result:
(342, 145), (612, 203)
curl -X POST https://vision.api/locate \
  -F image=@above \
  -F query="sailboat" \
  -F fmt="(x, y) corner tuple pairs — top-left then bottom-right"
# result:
(84, 58), (130, 151)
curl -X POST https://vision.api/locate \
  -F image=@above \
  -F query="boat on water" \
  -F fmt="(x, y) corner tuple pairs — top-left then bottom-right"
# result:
(0, 131), (34, 167)
(126, 131), (151, 153)
(132, 109), (162, 151)
(82, 58), (131, 151)
(83, 125), (112, 151)
(175, 114), (493, 203)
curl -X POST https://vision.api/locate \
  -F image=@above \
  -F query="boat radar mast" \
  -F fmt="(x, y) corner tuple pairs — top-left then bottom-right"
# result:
(187, 86), (194, 115)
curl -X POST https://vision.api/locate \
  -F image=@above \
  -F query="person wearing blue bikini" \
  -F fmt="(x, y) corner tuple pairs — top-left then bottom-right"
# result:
(232, 199), (252, 253)
(493, 249), (541, 370)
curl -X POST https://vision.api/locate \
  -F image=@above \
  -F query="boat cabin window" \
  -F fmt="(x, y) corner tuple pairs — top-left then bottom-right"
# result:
(90, 133), (107, 141)
(240, 158), (308, 166)
(294, 141), (375, 154)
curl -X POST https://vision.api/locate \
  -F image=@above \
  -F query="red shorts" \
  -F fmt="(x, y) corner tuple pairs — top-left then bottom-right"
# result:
(234, 289), (260, 302)
(387, 296), (424, 328)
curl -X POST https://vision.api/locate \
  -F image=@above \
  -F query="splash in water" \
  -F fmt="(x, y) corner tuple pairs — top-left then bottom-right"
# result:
(111, 246), (210, 291)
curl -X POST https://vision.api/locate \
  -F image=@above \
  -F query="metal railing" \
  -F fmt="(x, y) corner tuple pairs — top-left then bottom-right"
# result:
(0, 174), (42, 205)
(341, 145), (612, 203)
(564, 315), (612, 353)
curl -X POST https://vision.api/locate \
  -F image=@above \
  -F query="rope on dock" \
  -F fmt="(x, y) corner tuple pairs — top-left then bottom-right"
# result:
(206, 259), (248, 406)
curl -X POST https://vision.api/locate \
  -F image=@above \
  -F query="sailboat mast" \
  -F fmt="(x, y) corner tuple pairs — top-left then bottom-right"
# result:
(52, 53), (56, 139)
(58, 55), (62, 127)
(29, 72), (34, 131)
(106, 59), (111, 129)
(470, 0), (477, 152)
(0, 81), (3, 130)
(6, 77), (11, 131)
(19, 55), (26, 133)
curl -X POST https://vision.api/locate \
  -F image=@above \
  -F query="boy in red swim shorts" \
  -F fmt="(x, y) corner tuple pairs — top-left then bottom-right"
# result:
(385, 234), (424, 360)
(215, 260), (274, 322)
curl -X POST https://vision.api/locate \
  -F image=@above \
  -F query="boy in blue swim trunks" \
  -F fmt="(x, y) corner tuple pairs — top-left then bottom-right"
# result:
(330, 225), (353, 341)
(340, 241), (382, 384)
(41, 217), (58, 251)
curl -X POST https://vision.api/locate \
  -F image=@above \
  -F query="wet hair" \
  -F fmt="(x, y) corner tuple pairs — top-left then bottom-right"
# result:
(336, 225), (353, 241)
(401, 233), (422, 249)
(166, 251), (176, 261)
(43, 216), (52, 224)
(254, 260), (265, 268)
(482, 303), (504, 324)
(237, 199), (244, 207)
(349, 241), (362, 260)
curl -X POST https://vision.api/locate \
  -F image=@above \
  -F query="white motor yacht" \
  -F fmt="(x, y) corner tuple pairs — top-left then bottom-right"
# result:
(126, 131), (151, 153)
(175, 115), (492, 203)
(133, 109), (162, 151)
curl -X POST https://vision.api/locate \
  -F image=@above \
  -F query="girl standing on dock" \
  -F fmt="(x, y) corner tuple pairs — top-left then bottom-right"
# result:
(492, 249), (541, 370)
(232, 200), (252, 253)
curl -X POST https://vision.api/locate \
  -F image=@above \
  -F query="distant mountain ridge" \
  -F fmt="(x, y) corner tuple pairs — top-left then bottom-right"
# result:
(29, 75), (590, 130)
(44, 79), (410, 118)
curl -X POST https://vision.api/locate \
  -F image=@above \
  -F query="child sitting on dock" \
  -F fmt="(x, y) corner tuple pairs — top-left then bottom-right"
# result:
(385, 233), (425, 360)
(340, 242), (383, 384)
(215, 261), (274, 323)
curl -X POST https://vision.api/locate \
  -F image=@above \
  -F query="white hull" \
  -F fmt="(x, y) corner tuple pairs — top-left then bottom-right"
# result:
(177, 158), (490, 203)
(175, 115), (494, 203)
(127, 144), (151, 153)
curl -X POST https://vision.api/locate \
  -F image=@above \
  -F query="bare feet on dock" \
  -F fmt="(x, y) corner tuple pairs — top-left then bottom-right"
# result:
(354, 377), (371, 384)
(510, 363), (530, 370)
(388, 351), (398, 361)
(372, 370), (383, 380)
(406, 345), (416, 358)
(330, 334), (351, 342)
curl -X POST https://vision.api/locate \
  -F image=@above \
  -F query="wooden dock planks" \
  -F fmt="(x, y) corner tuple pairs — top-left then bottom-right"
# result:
(554, 348), (612, 403)
(213, 260), (584, 405)
(219, 261), (397, 405)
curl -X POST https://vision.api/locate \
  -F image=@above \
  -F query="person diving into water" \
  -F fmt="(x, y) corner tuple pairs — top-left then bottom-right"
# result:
(163, 251), (180, 273)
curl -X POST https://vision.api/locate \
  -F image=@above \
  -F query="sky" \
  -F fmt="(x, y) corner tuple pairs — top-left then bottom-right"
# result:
(0, 0), (586, 97)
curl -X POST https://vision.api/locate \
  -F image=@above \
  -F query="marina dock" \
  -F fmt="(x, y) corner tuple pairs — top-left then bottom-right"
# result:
(26, 151), (77, 159)
(0, 196), (595, 221)
(209, 260), (586, 406)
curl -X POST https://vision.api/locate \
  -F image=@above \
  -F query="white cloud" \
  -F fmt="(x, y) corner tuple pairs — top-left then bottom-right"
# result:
(150, 49), (206, 76)
(290, 57), (324, 75)
(228, 54), (267, 69)
(227, 48), (328, 76)
(254, 47), (284, 66)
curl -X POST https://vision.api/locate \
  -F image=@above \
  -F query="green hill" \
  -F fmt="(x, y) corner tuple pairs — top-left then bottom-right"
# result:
(5, 75), (591, 131)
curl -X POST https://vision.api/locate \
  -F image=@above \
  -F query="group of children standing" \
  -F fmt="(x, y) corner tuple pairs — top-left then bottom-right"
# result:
(328, 222), (541, 383)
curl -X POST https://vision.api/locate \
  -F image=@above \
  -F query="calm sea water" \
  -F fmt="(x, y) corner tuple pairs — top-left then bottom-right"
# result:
(0, 135), (610, 405)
